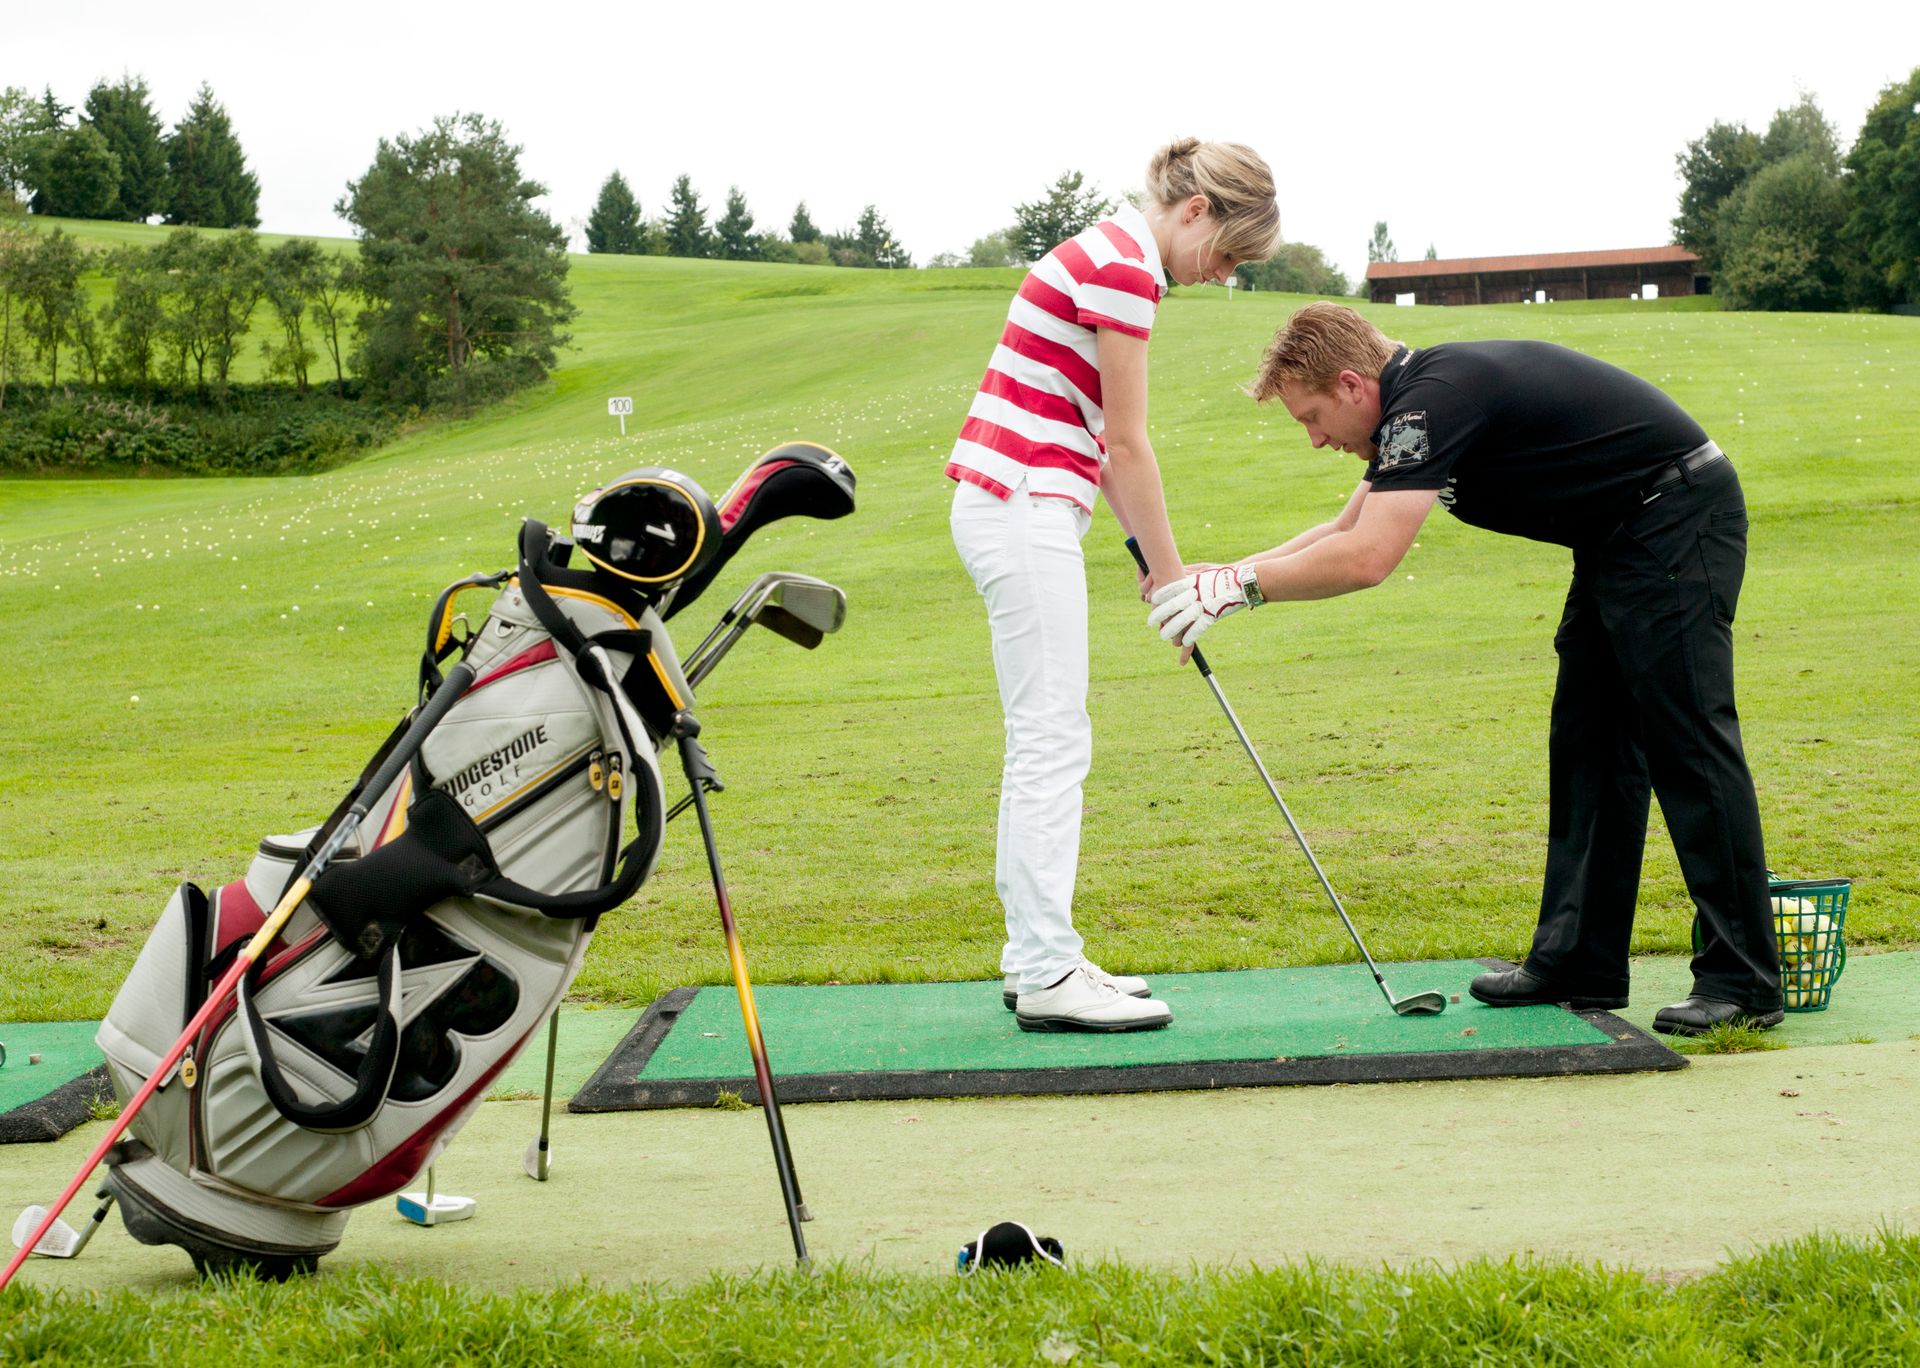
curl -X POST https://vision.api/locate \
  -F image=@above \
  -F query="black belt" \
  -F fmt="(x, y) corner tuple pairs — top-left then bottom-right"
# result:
(1641, 441), (1727, 504)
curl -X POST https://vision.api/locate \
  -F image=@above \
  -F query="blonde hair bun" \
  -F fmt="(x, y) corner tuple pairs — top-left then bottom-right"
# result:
(1144, 139), (1282, 266)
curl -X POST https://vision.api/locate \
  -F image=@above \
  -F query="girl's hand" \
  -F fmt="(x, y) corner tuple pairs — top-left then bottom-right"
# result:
(1140, 560), (1225, 602)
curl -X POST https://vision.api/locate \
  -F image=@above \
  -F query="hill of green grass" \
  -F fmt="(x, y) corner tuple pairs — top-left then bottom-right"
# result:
(1, 229), (1915, 1019)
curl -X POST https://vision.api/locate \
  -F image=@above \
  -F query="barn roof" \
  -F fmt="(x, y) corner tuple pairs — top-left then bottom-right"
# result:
(1366, 246), (1701, 280)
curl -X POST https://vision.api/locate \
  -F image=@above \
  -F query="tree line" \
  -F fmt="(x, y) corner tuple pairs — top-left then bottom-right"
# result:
(0, 79), (259, 229)
(587, 172), (911, 268)
(1674, 70), (1920, 312)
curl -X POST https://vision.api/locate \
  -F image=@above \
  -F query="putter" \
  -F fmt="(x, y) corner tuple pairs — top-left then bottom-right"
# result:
(1, 661), (478, 1293)
(522, 1012), (558, 1182)
(395, 1165), (476, 1227)
(683, 572), (847, 688)
(1128, 539), (1446, 1017)
(10, 1189), (114, 1260)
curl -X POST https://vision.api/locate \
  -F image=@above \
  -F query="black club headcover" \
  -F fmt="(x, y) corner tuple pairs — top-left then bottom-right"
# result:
(956, 1220), (1065, 1273)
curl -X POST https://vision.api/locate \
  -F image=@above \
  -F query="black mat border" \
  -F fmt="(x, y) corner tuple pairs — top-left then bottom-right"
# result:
(0, 1064), (114, 1144)
(570, 967), (1684, 1113)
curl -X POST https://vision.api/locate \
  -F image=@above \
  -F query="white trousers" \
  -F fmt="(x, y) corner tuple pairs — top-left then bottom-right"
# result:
(950, 480), (1092, 993)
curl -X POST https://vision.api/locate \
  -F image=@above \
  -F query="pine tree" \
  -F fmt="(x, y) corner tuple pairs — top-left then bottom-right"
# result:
(585, 170), (644, 254)
(84, 75), (170, 222)
(663, 174), (708, 257)
(713, 186), (760, 260)
(1366, 221), (1397, 264)
(166, 83), (260, 228)
(1012, 171), (1114, 262)
(789, 200), (820, 243)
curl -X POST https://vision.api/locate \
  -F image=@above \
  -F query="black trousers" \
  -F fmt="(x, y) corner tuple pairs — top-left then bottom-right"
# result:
(1523, 459), (1781, 1009)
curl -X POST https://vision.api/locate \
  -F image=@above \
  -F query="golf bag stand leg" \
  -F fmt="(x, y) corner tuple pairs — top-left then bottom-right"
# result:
(673, 712), (813, 1265)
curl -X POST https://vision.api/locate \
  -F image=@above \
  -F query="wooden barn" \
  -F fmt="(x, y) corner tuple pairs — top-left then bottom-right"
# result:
(1367, 247), (1706, 306)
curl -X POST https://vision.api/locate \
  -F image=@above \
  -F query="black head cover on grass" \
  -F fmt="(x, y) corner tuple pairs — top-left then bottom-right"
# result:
(663, 443), (855, 619)
(957, 1220), (1065, 1273)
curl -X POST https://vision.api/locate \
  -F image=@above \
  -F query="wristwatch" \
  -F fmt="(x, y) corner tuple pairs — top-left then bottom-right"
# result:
(1236, 562), (1266, 608)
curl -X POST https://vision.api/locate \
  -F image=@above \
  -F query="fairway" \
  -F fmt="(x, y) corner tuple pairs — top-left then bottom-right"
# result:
(3, 231), (1914, 1027)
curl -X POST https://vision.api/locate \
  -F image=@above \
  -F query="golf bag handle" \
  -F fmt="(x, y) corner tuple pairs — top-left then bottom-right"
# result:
(236, 936), (404, 1133)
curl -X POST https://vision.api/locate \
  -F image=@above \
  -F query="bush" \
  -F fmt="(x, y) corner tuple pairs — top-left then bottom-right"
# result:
(0, 384), (398, 474)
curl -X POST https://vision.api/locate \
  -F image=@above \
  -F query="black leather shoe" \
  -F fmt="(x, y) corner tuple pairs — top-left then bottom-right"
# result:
(1468, 966), (1628, 1011)
(1652, 996), (1786, 1037)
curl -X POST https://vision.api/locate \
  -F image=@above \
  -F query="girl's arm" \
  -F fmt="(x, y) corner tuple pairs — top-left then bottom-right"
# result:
(1095, 327), (1182, 588)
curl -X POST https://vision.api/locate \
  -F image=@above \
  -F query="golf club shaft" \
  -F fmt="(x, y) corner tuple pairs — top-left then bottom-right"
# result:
(677, 734), (810, 1266)
(1, 663), (474, 1294)
(536, 1011), (559, 1173)
(1125, 538), (1394, 994)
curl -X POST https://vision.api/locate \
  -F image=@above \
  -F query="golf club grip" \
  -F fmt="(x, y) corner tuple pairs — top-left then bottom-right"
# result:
(1123, 536), (1212, 676)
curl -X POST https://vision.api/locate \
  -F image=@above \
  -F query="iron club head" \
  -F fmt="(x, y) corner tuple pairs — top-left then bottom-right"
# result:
(522, 1136), (552, 1182)
(1390, 990), (1449, 1017)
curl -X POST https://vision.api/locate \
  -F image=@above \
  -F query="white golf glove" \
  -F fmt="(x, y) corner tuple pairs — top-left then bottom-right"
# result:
(1147, 566), (1251, 648)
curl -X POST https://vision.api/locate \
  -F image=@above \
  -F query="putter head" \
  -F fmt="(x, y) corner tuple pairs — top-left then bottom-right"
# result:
(11, 1205), (82, 1258)
(396, 1192), (478, 1227)
(1391, 991), (1449, 1017)
(522, 1136), (552, 1183)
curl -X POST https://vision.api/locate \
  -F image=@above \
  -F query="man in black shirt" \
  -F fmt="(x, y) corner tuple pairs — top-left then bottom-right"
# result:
(1147, 302), (1782, 1034)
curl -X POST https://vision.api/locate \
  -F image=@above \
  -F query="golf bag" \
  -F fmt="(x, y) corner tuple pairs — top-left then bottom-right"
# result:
(93, 520), (696, 1275)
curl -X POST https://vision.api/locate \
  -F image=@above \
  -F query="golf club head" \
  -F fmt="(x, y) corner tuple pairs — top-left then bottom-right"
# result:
(523, 1136), (552, 1182)
(1391, 991), (1449, 1017)
(11, 1205), (82, 1258)
(753, 575), (846, 647)
(662, 444), (855, 620)
(395, 1192), (478, 1227)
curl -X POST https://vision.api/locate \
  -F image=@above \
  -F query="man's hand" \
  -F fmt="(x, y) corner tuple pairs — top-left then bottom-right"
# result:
(1147, 567), (1252, 648)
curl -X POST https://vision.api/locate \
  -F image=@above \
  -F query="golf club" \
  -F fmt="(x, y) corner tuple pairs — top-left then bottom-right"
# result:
(0, 661), (478, 1294)
(1127, 538), (1446, 1018)
(523, 1012), (558, 1182)
(672, 710), (812, 1265)
(684, 572), (847, 688)
(395, 1165), (476, 1227)
(10, 1189), (114, 1260)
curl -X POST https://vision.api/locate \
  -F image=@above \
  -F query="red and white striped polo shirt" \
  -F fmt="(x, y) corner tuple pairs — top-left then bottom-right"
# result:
(946, 202), (1167, 511)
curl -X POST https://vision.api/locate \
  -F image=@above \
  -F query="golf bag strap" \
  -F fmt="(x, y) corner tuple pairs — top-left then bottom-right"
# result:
(420, 570), (513, 695)
(237, 934), (403, 1134)
(308, 788), (503, 958)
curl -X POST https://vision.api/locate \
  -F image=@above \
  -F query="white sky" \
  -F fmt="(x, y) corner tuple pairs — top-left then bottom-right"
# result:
(11, 2), (1920, 282)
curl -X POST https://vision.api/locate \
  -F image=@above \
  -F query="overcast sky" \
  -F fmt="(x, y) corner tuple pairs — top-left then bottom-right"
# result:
(11, 2), (1920, 281)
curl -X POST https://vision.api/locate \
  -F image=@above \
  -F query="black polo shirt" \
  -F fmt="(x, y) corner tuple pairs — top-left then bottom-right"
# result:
(1363, 342), (1711, 549)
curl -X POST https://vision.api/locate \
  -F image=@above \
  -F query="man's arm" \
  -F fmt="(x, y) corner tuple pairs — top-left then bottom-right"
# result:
(1237, 480), (1372, 563)
(1095, 327), (1182, 587)
(1247, 485), (1438, 601)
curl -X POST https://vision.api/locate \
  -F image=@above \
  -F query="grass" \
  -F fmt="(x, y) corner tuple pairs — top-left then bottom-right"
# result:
(1666, 1021), (1791, 1054)
(1, 224), (1916, 1021)
(4, 1230), (1918, 1365)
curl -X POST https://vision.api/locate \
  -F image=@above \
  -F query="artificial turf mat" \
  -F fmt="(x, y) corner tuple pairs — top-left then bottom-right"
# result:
(0, 1022), (110, 1143)
(571, 959), (1684, 1111)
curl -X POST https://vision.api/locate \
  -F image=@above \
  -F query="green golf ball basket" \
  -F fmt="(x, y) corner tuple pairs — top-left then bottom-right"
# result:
(1770, 877), (1851, 1012)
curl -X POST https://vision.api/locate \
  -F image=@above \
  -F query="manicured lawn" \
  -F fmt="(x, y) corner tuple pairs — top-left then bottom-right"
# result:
(1, 238), (1914, 1023)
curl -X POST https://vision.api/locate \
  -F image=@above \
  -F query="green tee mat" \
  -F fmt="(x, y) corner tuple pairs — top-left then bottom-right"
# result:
(571, 959), (1682, 1112)
(0, 1023), (111, 1143)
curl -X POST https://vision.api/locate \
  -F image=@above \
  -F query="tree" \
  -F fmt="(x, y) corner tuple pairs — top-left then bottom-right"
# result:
(16, 227), (88, 386)
(1236, 241), (1350, 296)
(339, 113), (575, 406)
(1424, 243), (1438, 260)
(1760, 94), (1842, 177)
(0, 86), (55, 206)
(1366, 221), (1397, 264)
(0, 206), (32, 407)
(152, 228), (211, 389)
(826, 204), (910, 268)
(166, 83), (260, 228)
(713, 186), (760, 260)
(84, 75), (170, 222)
(101, 243), (167, 394)
(585, 170), (645, 254)
(1841, 66), (1920, 309)
(966, 228), (1020, 268)
(1672, 120), (1762, 268)
(1012, 171), (1114, 262)
(788, 201), (820, 243)
(29, 123), (123, 220)
(1716, 154), (1848, 311)
(663, 174), (709, 257)
(309, 254), (356, 397)
(260, 238), (327, 393)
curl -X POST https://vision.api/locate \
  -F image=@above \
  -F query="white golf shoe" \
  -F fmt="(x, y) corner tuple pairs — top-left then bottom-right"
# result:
(1014, 964), (1172, 1033)
(1003, 962), (1151, 1011)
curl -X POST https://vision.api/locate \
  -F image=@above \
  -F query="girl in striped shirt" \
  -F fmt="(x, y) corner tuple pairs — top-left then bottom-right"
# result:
(948, 139), (1282, 1032)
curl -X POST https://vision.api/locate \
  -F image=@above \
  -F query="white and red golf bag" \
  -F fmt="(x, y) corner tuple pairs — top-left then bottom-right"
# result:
(94, 520), (690, 1277)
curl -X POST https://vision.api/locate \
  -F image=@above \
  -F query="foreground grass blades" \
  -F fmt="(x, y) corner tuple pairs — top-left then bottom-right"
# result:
(4, 1230), (1917, 1365)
